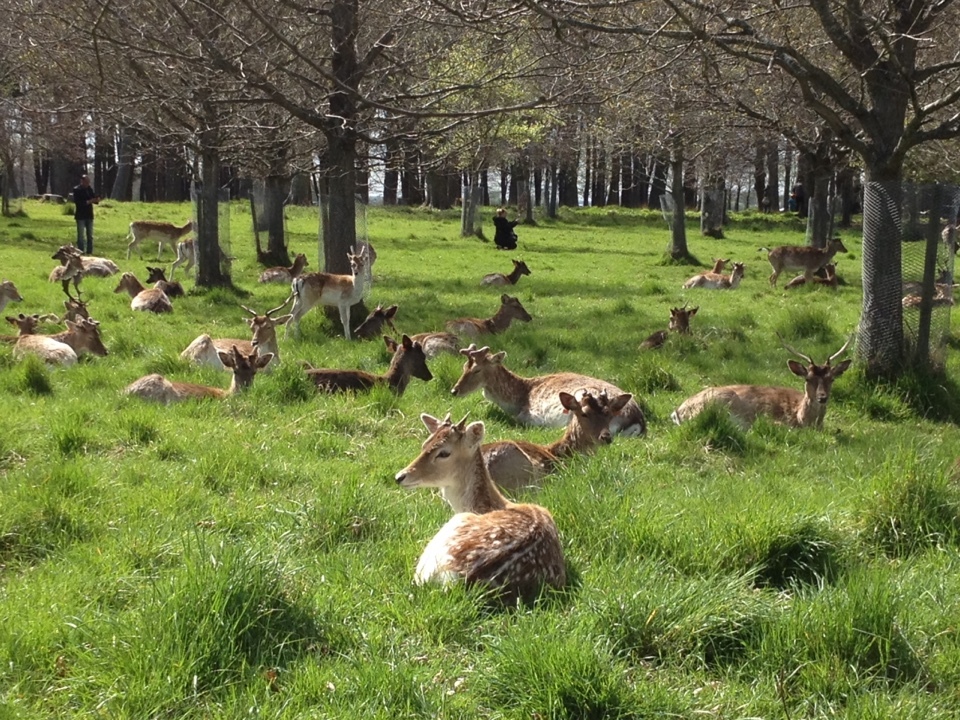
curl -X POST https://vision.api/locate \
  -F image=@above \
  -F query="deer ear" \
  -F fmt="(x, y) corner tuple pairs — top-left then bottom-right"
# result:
(385, 305), (398, 318)
(5, 316), (16, 325)
(401, 334), (414, 349)
(217, 350), (237, 368)
(275, 314), (293, 325)
(255, 353), (275, 370)
(689, 306), (699, 316)
(383, 336), (399, 353)
(464, 420), (485, 445)
(420, 413), (443, 434)
(491, 350), (507, 363)
(610, 393), (633, 413)
(831, 359), (853, 377)
(787, 360), (807, 377)
(558, 391), (579, 412)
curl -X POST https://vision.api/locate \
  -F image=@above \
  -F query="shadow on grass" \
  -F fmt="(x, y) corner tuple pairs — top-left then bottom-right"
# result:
(842, 365), (960, 424)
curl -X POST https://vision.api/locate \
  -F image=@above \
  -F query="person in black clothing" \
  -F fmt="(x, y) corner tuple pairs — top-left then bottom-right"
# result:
(72, 175), (100, 254)
(493, 207), (518, 250)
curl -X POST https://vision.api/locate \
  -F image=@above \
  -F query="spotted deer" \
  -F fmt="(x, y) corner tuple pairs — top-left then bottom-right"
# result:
(785, 263), (838, 290)
(354, 304), (399, 340)
(48, 244), (118, 278)
(446, 294), (532, 338)
(384, 332), (461, 359)
(640, 304), (699, 349)
(113, 272), (173, 313)
(49, 247), (84, 300)
(180, 302), (292, 370)
(481, 259), (531, 287)
(286, 246), (372, 340)
(395, 413), (566, 603)
(258, 253), (309, 284)
(0, 280), (23, 313)
(451, 345), (646, 437)
(305, 335), (432, 395)
(124, 346), (273, 403)
(126, 220), (193, 260)
(145, 266), (185, 298)
(682, 261), (745, 290)
(767, 237), (847, 287)
(13, 317), (108, 366)
(671, 336), (852, 429)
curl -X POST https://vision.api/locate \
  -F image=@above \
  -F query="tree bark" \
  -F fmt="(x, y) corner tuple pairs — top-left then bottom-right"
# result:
(700, 170), (725, 238)
(111, 127), (135, 201)
(196, 145), (230, 288)
(765, 137), (779, 212)
(667, 134), (689, 259)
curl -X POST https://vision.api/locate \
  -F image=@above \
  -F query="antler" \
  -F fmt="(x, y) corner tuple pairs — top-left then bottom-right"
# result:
(776, 332), (813, 364)
(828, 337), (852, 364)
(267, 296), (293, 316)
(240, 304), (259, 316)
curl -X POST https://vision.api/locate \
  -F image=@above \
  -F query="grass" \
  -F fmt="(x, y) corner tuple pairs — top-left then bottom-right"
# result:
(1, 199), (959, 717)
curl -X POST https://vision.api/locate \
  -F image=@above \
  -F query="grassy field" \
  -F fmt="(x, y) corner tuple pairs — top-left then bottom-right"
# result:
(1, 198), (960, 719)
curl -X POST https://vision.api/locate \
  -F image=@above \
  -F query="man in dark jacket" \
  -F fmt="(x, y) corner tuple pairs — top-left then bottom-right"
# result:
(72, 175), (99, 254)
(493, 207), (518, 250)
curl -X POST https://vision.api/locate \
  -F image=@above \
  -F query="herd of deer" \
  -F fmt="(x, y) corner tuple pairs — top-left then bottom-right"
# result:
(4, 217), (955, 604)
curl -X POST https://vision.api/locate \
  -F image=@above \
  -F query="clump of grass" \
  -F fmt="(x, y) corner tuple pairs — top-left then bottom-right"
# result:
(774, 306), (834, 343)
(749, 516), (844, 589)
(51, 418), (91, 457)
(834, 367), (912, 422)
(610, 298), (633, 315)
(15, 355), (53, 395)
(676, 401), (751, 456)
(142, 352), (189, 377)
(255, 361), (315, 403)
(636, 279), (667, 296)
(629, 355), (681, 393)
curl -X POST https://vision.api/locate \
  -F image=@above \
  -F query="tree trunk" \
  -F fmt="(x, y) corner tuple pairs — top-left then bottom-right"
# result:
(805, 172), (831, 249)
(261, 173), (291, 266)
(196, 146), (230, 288)
(382, 138), (399, 205)
(667, 134), (689, 259)
(289, 173), (312, 205)
(648, 157), (666, 210)
(582, 139), (591, 207)
(783, 151), (793, 214)
(607, 152), (621, 206)
(461, 170), (482, 237)
(111, 127), (135, 201)
(836, 167), (855, 228)
(753, 139), (766, 211)
(700, 171), (725, 238)
(765, 137), (779, 212)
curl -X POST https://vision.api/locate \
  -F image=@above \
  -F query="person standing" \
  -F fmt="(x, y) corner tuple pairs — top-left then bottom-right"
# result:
(72, 175), (100, 254)
(493, 207), (519, 250)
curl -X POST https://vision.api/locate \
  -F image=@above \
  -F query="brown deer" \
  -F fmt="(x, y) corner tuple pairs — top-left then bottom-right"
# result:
(481, 259), (531, 287)
(49, 247), (85, 300)
(168, 238), (233, 279)
(180, 302), (292, 370)
(113, 273), (173, 313)
(451, 345), (647, 437)
(62, 297), (90, 322)
(145, 267), (185, 298)
(710, 257), (730, 273)
(446, 294), (532, 338)
(258, 253), (309, 284)
(767, 237), (847, 287)
(785, 263), (838, 290)
(0, 279), (23, 313)
(48, 244), (118, 278)
(13, 317), (108, 366)
(286, 246), (372, 340)
(354, 304), (399, 340)
(126, 220), (193, 260)
(483, 389), (633, 491)
(305, 335), (432, 395)
(682, 261), (745, 289)
(124, 346), (273, 403)
(640, 305), (699, 349)
(395, 413), (566, 603)
(671, 336), (852, 429)
(2, 313), (45, 343)
(384, 331), (461, 359)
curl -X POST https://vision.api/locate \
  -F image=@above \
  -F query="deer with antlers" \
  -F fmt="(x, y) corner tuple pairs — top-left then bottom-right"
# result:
(682, 261), (745, 290)
(671, 336), (852, 429)
(395, 413), (566, 603)
(446, 294), (532, 338)
(305, 335), (432, 395)
(286, 246), (372, 340)
(258, 253), (309, 284)
(767, 237), (847, 287)
(640, 304), (699, 349)
(124, 346), (272, 403)
(180, 302), (292, 370)
(481, 259), (531, 287)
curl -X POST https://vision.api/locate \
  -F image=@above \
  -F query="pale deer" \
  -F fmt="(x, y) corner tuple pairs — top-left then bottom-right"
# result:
(306, 335), (432, 395)
(0, 279), (23, 313)
(385, 331), (461, 359)
(126, 220), (193, 260)
(682, 261), (745, 290)
(767, 237), (847, 287)
(450, 344), (647, 437)
(483, 389), (633, 491)
(145, 266), (185, 298)
(640, 305), (699, 349)
(902, 285), (956, 308)
(395, 413), (566, 603)
(354, 304), (399, 340)
(123, 346), (273, 403)
(13, 318), (108, 366)
(49, 247), (84, 300)
(286, 247), (372, 340)
(113, 272), (173, 314)
(710, 257), (730, 273)
(170, 238), (195, 278)
(446, 294), (532, 338)
(481, 259), (531, 287)
(180, 302), (292, 370)
(671, 336), (852, 429)
(48, 244), (118, 278)
(785, 263), (838, 290)
(258, 253), (309, 284)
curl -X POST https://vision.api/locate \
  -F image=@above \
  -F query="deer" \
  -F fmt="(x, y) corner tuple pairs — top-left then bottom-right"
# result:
(113, 272), (173, 314)
(286, 246), (372, 340)
(902, 286), (955, 308)
(145, 266), (185, 298)
(384, 331), (461, 359)
(481, 259), (531, 287)
(640, 305), (698, 349)
(0, 279), (23, 313)
(682, 261), (745, 290)
(2, 313), (46, 343)
(354, 304), (399, 340)
(126, 220), (193, 260)
(450, 344), (647, 437)
(62, 297), (90, 322)
(394, 413), (566, 604)
(258, 253), (309, 284)
(48, 244), (118, 278)
(13, 317), (108, 366)
(671, 336), (852, 429)
(785, 263), (839, 290)
(305, 335), (432, 395)
(482, 389), (634, 491)
(710, 257), (730, 273)
(180, 302), (292, 370)
(446, 294), (532, 338)
(49, 247), (85, 300)
(767, 237), (847, 287)
(123, 346), (273, 403)
(168, 238), (233, 279)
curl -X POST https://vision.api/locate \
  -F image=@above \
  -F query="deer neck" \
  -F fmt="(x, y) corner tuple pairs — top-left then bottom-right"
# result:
(486, 305), (517, 333)
(382, 350), (413, 394)
(546, 420), (590, 459)
(794, 392), (824, 428)
(440, 448), (510, 515)
(49, 329), (78, 350)
(479, 363), (532, 413)
(507, 266), (523, 284)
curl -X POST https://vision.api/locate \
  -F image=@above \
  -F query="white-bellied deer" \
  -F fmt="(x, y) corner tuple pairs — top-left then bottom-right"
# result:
(451, 345), (647, 437)
(682, 261), (745, 289)
(395, 413), (566, 603)
(113, 272), (173, 313)
(126, 220), (193, 260)
(481, 259), (531, 287)
(180, 302), (292, 370)
(640, 304), (699, 349)
(0, 279), (23, 313)
(305, 335), (432, 395)
(446, 294), (532, 338)
(124, 346), (273, 403)
(671, 336), (852, 429)
(767, 237), (847, 287)
(145, 266), (185, 298)
(286, 246), (372, 340)
(385, 331), (461, 359)
(13, 317), (108, 366)
(258, 253), (309, 284)
(483, 389), (633, 491)
(785, 263), (838, 290)
(354, 304), (399, 340)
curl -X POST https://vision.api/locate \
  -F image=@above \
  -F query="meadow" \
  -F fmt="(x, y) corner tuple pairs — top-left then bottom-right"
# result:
(2, 198), (960, 719)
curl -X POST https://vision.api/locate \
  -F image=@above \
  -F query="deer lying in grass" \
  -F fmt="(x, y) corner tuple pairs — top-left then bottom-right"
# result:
(145, 266), (185, 298)
(286, 246), (372, 340)
(0, 280), (23, 313)
(48, 244), (118, 278)
(451, 345), (647, 437)
(305, 335), (432, 395)
(124, 346), (272, 403)
(481, 259), (531, 287)
(126, 220), (193, 260)
(640, 305), (698, 349)
(446, 294), (532, 338)
(113, 273), (173, 313)
(785, 263), (838, 290)
(354, 304), (399, 340)
(13, 317), (108, 366)
(483, 389), (633, 491)
(385, 331), (461, 359)
(2, 313), (45, 343)
(49, 247), (85, 300)
(767, 237), (847, 287)
(710, 257), (730, 273)
(682, 262), (745, 290)
(259, 253), (309, 284)
(902, 285), (956, 308)
(62, 297), (90, 322)
(395, 413), (566, 603)
(671, 336), (852, 429)
(180, 303), (291, 370)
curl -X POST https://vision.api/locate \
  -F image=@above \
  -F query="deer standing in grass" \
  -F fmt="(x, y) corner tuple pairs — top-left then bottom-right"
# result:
(640, 305), (699, 349)
(305, 335), (432, 395)
(767, 237), (847, 287)
(446, 294), (532, 338)
(181, 303), (292, 370)
(395, 413), (566, 603)
(354, 304), (399, 340)
(0, 280), (23, 313)
(114, 273), (173, 313)
(145, 267), (185, 298)
(286, 246), (372, 340)
(259, 253), (309, 284)
(481, 259), (531, 287)
(682, 262), (745, 290)
(124, 346), (273, 403)
(385, 332), (461, 359)
(126, 220), (193, 260)
(671, 336), (852, 429)
(451, 345), (647, 437)
(13, 317), (108, 366)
